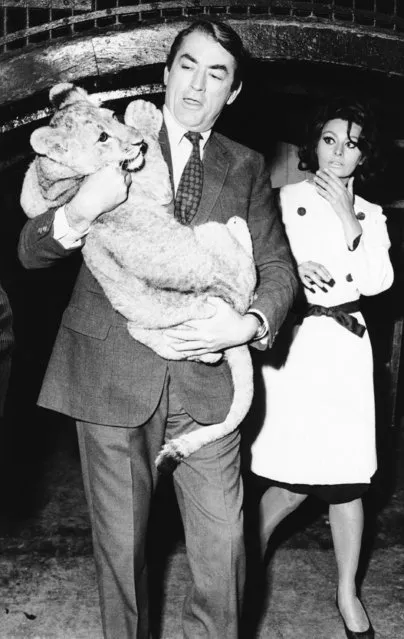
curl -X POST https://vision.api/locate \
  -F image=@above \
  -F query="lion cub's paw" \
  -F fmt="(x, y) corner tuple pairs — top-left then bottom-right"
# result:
(226, 216), (253, 255)
(124, 99), (163, 138)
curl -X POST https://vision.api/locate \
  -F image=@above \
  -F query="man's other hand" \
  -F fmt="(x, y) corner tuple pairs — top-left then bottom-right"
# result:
(162, 298), (260, 358)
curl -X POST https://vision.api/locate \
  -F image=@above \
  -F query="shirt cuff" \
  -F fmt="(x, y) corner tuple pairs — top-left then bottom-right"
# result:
(246, 309), (269, 344)
(53, 205), (89, 249)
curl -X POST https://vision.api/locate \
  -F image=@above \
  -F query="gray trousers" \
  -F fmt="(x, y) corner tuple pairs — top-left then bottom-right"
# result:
(77, 374), (245, 639)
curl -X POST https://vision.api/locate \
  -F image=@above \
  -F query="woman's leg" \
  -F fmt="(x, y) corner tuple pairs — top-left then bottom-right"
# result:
(259, 486), (307, 558)
(329, 498), (371, 632)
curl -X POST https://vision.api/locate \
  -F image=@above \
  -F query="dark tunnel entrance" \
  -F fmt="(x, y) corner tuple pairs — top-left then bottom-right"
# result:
(0, 51), (404, 576)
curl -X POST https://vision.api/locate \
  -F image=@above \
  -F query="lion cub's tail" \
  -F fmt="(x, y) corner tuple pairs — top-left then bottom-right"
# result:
(154, 345), (253, 474)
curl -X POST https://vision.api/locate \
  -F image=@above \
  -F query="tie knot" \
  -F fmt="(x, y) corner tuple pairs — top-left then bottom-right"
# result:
(185, 131), (202, 148)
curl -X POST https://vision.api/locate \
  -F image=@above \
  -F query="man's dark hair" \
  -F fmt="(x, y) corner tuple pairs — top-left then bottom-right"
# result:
(166, 19), (247, 91)
(298, 97), (381, 183)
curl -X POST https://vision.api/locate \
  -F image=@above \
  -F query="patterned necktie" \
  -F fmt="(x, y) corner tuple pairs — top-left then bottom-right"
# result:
(174, 131), (203, 225)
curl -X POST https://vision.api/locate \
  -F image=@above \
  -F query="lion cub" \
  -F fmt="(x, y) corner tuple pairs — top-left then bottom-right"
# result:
(21, 83), (257, 473)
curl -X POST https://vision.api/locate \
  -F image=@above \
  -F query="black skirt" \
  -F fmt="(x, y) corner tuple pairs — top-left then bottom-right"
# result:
(267, 479), (370, 504)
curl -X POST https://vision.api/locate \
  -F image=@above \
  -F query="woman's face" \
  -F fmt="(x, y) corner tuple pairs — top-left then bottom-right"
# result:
(316, 118), (364, 184)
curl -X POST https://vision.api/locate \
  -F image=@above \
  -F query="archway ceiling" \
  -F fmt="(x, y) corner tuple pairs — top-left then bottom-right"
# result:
(1, 17), (404, 112)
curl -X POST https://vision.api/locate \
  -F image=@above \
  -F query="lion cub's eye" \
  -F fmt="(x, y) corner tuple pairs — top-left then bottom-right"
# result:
(98, 132), (110, 143)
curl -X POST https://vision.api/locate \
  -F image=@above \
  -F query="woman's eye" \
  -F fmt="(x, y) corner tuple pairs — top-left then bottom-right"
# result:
(98, 132), (109, 143)
(347, 141), (358, 149)
(323, 136), (334, 145)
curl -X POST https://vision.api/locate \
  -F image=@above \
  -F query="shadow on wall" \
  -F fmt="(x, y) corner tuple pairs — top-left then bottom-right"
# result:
(0, 157), (81, 521)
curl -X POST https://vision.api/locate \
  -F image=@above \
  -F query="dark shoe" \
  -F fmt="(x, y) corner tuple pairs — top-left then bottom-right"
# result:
(336, 595), (375, 639)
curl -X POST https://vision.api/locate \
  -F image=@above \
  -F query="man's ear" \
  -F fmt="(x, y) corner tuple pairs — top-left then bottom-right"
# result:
(226, 82), (242, 106)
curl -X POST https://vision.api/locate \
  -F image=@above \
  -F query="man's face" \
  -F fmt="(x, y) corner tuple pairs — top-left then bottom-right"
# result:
(164, 30), (242, 132)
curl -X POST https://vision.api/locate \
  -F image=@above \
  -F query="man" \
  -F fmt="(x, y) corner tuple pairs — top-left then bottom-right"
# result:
(18, 19), (297, 639)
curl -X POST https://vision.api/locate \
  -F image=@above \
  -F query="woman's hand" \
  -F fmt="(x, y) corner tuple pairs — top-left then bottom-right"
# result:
(298, 261), (335, 294)
(313, 169), (355, 221)
(313, 169), (362, 247)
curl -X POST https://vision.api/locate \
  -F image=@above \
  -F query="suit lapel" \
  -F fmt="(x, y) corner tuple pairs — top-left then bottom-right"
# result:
(159, 122), (175, 196)
(195, 134), (229, 225)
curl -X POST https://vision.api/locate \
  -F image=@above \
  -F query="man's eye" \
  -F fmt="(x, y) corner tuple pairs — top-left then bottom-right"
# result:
(98, 132), (109, 143)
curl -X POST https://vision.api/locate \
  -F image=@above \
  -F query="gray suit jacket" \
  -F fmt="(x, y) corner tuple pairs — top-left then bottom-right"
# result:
(18, 125), (297, 427)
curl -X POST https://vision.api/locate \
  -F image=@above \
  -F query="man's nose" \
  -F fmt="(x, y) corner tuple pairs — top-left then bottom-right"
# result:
(191, 70), (206, 91)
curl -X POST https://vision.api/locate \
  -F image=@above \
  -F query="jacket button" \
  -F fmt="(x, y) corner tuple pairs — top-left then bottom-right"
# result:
(297, 207), (306, 216)
(356, 212), (366, 220)
(346, 273), (353, 282)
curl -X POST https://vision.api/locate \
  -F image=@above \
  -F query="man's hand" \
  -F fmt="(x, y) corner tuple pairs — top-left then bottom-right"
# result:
(65, 164), (132, 234)
(162, 298), (260, 359)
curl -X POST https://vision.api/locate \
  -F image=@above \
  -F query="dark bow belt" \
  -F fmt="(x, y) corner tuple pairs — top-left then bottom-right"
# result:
(304, 300), (366, 337)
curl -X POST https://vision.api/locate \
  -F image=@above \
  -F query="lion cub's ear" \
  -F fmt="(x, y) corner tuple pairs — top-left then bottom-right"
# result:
(30, 126), (67, 158)
(49, 83), (100, 110)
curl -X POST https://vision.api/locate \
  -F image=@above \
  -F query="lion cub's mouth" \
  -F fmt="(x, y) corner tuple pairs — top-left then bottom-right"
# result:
(121, 140), (148, 173)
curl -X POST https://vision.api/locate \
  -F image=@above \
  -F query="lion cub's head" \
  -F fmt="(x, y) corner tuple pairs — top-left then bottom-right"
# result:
(31, 83), (148, 176)
(21, 83), (168, 219)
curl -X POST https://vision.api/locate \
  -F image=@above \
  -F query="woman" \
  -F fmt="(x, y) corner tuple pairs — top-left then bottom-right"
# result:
(251, 98), (394, 638)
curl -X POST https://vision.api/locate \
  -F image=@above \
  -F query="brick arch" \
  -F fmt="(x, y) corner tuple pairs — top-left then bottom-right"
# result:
(1, 17), (404, 112)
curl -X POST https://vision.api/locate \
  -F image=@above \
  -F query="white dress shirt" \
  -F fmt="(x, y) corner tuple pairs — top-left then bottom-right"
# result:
(162, 105), (211, 194)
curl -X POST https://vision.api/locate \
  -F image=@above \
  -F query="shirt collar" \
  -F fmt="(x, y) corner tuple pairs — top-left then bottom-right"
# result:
(163, 105), (211, 150)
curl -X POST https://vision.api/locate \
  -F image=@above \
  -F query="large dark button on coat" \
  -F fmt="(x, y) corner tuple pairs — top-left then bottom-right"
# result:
(356, 211), (366, 220)
(297, 207), (306, 216)
(346, 273), (353, 282)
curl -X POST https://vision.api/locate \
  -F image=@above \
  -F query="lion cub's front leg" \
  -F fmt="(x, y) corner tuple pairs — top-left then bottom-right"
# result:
(124, 100), (163, 139)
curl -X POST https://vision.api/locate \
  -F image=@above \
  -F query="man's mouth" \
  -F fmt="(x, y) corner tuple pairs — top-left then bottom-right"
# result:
(183, 97), (202, 107)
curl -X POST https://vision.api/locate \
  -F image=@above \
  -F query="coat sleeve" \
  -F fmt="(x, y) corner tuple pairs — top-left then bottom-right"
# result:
(18, 210), (78, 270)
(347, 205), (394, 296)
(247, 154), (298, 347)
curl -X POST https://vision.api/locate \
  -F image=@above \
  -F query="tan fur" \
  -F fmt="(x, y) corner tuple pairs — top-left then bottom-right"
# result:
(21, 83), (257, 472)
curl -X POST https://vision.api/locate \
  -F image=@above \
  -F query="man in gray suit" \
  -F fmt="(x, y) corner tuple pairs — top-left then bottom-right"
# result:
(19, 19), (297, 639)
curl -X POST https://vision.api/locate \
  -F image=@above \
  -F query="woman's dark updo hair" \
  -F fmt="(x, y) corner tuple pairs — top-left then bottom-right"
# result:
(298, 97), (381, 183)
